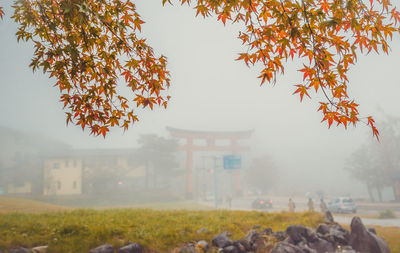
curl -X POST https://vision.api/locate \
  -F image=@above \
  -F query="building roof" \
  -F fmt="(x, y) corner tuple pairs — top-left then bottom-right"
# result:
(42, 148), (137, 159)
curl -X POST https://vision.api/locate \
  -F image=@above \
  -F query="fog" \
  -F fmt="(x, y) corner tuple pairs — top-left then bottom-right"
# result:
(1, 0), (400, 203)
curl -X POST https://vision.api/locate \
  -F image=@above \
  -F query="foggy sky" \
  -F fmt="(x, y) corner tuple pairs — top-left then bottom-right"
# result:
(1, 0), (400, 196)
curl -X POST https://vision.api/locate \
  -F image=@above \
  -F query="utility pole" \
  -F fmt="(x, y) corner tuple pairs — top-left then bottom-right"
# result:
(213, 155), (220, 209)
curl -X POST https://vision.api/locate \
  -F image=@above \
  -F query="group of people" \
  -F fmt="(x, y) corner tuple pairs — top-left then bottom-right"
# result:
(288, 198), (327, 213)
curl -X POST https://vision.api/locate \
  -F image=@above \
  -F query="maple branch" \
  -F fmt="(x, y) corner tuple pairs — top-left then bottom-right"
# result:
(300, 0), (339, 111)
(248, 0), (277, 83)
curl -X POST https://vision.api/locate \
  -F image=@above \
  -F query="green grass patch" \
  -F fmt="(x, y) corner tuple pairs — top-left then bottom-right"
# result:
(0, 209), (323, 252)
(379, 209), (397, 219)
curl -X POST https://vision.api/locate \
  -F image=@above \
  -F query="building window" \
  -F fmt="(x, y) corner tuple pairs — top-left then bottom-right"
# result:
(73, 181), (77, 189)
(57, 181), (61, 190)
(53, 163), (60, 169)
(73, 160), (78, 168)
(65, 160), (69, 167)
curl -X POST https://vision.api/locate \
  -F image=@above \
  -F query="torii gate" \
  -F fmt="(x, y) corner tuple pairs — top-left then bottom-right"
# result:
(166, 126), (253, 199)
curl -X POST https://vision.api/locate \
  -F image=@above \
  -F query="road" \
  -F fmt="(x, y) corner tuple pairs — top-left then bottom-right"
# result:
(202, 196), (400, 227)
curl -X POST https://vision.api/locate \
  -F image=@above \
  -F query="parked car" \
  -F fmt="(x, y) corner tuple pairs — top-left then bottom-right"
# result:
(251, 198), (273, 209)
(327, 197), (357, 213)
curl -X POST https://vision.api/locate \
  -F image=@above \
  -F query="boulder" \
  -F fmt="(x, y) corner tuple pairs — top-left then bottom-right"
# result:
(308, 238), (335, 253)
(31, 246), (48, 253)
(234, 239), (251, 252)
(221, 245), (243, 253)
(196, 240), (209, 252)
(285, 224), (337, 253)
(272, 231), (287, 241)
(235, 229), (259, 251)
(322, 224), (350, 246)
(324, 211), (335, 224)
(262, 227), (273, 235)
(349, 217), (390, 253)
(368, 227), (377, 235)
(271, 242), (306, 253)
(286, 225), (309, 244)
(212, 232), (233, 248)
(296, 241), (317, 253)
(88, 244), (114, 253)
(117, 243), (142, 253)
(171, 243), (196, 253)
(316, 224), (330, 235)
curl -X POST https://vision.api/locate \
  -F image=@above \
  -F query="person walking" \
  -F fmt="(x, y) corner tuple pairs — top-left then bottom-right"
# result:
(307, 198), (314, 212)
(288, 198), (296, 212)
(226, 195), (232, 209)
(320, 198), (327, 213)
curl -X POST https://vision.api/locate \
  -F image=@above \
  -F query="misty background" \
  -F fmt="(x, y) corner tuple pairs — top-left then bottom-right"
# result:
(1, 0), (400, 199)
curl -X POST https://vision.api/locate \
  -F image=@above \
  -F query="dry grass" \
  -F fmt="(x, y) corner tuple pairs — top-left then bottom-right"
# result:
(369, 226), (400, 253)
(0, 196), (71, 214)
(0, 209), (323, 252)
(0, 197), (399, 252)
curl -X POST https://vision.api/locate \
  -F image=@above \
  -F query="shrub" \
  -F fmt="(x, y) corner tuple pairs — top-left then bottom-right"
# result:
(379, 209), (397, 219)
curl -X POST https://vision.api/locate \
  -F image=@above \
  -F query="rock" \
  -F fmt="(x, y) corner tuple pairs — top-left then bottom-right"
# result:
(221, 245), (242, 253)
(252, 225), (261, 229)
(197, 227), (208, 233)
(88, 244), (114, 253)
(171, 243), (196, 253)
(324, 211), (335, 224)
(233, 241), (247, 252)
(179, 244), (196, 253)
(285, 225), (337, 253)
(272, 231), (287, 241)
(196, 240), (209, 252)
(234, 239), (251, 252)
(9, 248), (31, 253)
(117, 243), (142, 253)
(308, 238), (335, 253)
(349, 217), (390, 253)
(286, 225), (308, 244)
(336, 245), (356, 253)
(368, 227), (377, 235)
(271, 242), (306, 253)
(31, 246), (48, 253)
(262, 227), (273, 235)
(239, 229), (259, 250)
(212, 231), (233, 248)
(296, 241), (317, 253)
(316, 224), (330, 235)
(321, 224), (350, 246)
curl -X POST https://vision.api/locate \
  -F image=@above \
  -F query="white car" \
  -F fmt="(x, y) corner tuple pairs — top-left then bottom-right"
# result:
(327, 197), (357, 214)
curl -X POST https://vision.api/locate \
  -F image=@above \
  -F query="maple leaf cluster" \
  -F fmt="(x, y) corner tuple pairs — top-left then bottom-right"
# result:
(12, 0), (170, 137)
(167, 0), (400, 139)
(2, 0), (400, 138)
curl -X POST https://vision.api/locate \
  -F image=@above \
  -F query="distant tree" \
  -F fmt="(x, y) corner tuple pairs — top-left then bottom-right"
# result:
(134, 134), (180, 189)
(371, 117), (400, 201)
(2, 0), (400, 136)
(346, 116), (400, 201)
(245, 155), (277, 194)
(346, 145), (386, 201)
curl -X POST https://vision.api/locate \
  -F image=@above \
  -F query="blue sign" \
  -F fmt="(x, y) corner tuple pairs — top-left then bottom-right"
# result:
(223, 155), (241, 169)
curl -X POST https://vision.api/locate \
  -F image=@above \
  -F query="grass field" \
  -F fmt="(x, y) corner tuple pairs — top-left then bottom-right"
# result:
(0, 197), (399, 252)
(0, 208), (322, 252)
